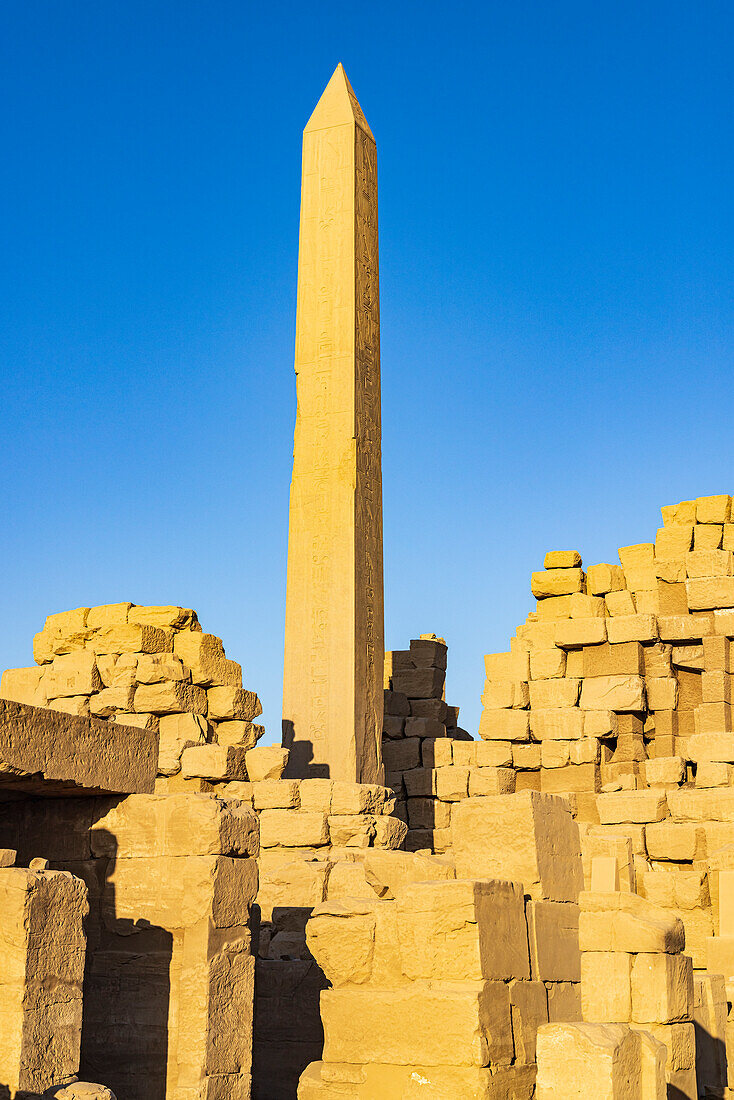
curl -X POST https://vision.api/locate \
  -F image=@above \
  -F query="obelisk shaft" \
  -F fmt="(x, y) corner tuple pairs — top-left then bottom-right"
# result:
(282, 66), (384, 783)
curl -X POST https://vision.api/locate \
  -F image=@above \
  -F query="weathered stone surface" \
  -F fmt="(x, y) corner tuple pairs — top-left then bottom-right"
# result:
(396, 879), (530, 981)
(579, 892), (685, 953)
(0, 868), (88, 1096)
(282, 66), (383, 785)
(451, 792), (583, 901)
(0, 698), (157, 795)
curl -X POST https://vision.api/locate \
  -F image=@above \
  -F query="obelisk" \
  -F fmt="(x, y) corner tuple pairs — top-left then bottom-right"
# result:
(282, 64), (384, 783)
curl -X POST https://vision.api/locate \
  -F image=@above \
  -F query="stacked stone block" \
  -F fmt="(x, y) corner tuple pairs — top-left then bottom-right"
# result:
(478, 495), (734, 799)
(1, 603), (265, 779)
(383, 635), (515, 854)
(0, 862), (88, 1096)
(578, 886), (697, 1097)
(535, 1022), (666, 1099)
(0, 792), (260, 1100)
(298, 868), (540, 1098)
(451, 791), (585, 1025)
(248, 773), (408, 1099)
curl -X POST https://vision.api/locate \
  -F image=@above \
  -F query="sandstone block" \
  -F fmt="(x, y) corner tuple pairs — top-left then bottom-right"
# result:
(579, 891), (685, 953)
(579, 676), (645, 712)
(478, 708), (530, 741)
(468, 765), (515, 796)
(530, 708), (585, 740)
(655, 525), (693, 558)
(555, 618), (607, 648)
(396, 879), (530, 981)
(0, 666), (45, 706)
(0, 698), (157, 795)
(645, 822), (699, 861)
(658, 613), (714, 642)
(535, 1022), (649, 1099)
(92, 624), (168, 654)
(697, 494), (731, 524)
(389, 668), (444, 699)
(661, 500), (696, 526)
(597, 792), (667, 825)
(484, 651), (531, 681)
(0, 867), (88, 1096)
(527, 900), (580, 982)
(207, 686), (262, 722)
(606, 616), (657, 644)
(687, 577), (734, 610)
(631, 953), (693, 1024)
(481, 679), (529, 708)
(135, 652), (190, 683)
(646, 678), (678, 711)
(586, 563), (626, 595)
(320, 982), (513, 1067)
(532, 568), (585, 598)
(606, 591), (637, 616)
(44, 651), (101, 698)
(245, 746), (289, 782)
(451, 791), (583, 902)
(686, 548), (734, 578)
(259, 810), (329, 848)
(134, 681), (207, 715)
(544, 550), (582, 568)
(581, 952), (632, 1022)
(529, 679), (580, 709)
(530, 648), (566, 679)
(510, 979), (549, 1063)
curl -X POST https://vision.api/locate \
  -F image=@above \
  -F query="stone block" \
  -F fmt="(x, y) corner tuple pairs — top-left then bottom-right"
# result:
(0, 867), (88, 1095)
(586, 563), (625, 595)
(245, 746), (289, 782)
(451, 791), (583, 902)
(481, 679), (529, 708)
(644, 756), (685, 787)
(396, 879), (530, 981)
(529, 679), (580, 709)
(479, 708), (530, 741)
(91, 793), (258, 857)
(697, 494), (731, 524)
(597, 791), (667, 824)
(606, 616), (657, 644)
(530, 648), (566, 679)
(656, 525), (693, 558)
(579, 892), (685, 953)
(207, 686), (262, 721)
(658, 614), (713, 641)
(694, 524), (724, 549)
(645, 822), (699, 861)
(180, 743), (249, 781)
(530, 708), (585, 740)
(555, 619), (607, 649)
(535, 1022), (653, 1099)
(662, 500), (696, 526)
(687, 577), (734, 610)
(581, 952), (632, 1022)
(526, 900), (580, 982)
(259, 810), (329, 848)
(579, 676), (645, 712)
(631, 953), (693, 1025)
(646, 678), (678, 711)
(389, 668), (445, 699)
(605, 591), (637, 616)
(532, 568), (585, 598)
(0, 698), (157, 795)
(320, 982), (513, 1067)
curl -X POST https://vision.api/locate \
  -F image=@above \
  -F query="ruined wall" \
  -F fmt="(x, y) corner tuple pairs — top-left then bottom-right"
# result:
(478, 495), (734, 796)
(0, 602), (264, 781)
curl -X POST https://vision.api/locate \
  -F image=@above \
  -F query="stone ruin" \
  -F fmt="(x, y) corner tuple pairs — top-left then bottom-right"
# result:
(3, 64), (734, 1100)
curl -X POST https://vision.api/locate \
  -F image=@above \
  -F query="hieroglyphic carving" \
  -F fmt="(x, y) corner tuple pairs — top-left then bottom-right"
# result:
(282, 65), (384, 782)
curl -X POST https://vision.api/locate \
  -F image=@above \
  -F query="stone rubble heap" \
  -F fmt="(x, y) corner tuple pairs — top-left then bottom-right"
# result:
(0, 602), (265, 779)
(478, 495), (734, 796)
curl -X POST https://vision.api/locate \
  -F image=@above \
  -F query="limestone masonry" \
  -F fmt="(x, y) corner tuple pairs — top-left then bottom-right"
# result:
(4, 62), (734, 1100)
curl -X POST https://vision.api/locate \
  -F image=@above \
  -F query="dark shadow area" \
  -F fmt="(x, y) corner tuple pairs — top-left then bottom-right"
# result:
(79, 825), (172, 1100)
(694, 1016), (727, 1097)
(282, 723), (330, 779)
(0, 797), (173, 1100)
(251, 904), (329, 1100)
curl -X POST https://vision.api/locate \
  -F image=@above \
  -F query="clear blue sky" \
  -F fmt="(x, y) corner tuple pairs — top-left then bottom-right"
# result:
(1, 2), (732, 740)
